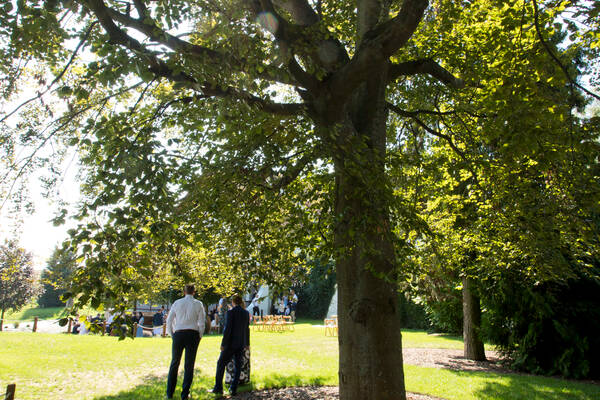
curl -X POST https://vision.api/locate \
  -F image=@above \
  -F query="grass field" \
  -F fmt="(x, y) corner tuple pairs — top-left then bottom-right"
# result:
(2, 302), (100, 323)
(1, 321), (598, 400)
(2, 304), (66, 322)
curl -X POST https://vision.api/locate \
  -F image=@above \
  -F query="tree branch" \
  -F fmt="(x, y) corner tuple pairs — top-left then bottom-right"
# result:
(1, 82), (144, 211)
(254, 0), (348, 75)
(112, 2), (301, 86)
(532, 0), (600, 101)
(84, 0), (304, 116)
(387, 102), (480, 187)
(255, 0), (325, 86)
(132, 0), (148, 18)
(199, 84), (306, 115)
(388, 59), (465, 88)
(271, 150), (316, 191)
(0, 22), (97, 124)
(328, 0), (429, 105)
(103, 4), (222, 60)
(272, 0), (319, 26)
(362, 0), (429, 57)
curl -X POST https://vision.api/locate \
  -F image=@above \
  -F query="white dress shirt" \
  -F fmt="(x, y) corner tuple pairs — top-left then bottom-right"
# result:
(166, 294), (206, 337)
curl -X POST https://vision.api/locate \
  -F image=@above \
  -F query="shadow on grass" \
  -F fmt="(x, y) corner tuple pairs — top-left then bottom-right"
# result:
(447, 369), (600, 400)
(91, 371), (330, 400)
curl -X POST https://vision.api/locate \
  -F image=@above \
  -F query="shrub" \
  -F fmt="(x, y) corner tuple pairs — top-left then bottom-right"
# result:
(295, 259), (336, 319)
(398, 294), (430, 330)
(483, 267), (600, 379)
(423, 288), (463, 335)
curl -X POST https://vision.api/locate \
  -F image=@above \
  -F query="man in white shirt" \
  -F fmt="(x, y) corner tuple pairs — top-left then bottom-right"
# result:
(251, 294), (260, 316)
(166, 284), (206, 400)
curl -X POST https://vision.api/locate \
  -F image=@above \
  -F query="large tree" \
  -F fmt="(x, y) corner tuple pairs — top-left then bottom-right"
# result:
(1, 1), (599, 398)
(0, 241), (38, 328)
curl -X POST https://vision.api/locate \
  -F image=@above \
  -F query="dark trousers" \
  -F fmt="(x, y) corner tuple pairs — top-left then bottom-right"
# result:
(252, 306), (260, 316)
(214, 347), (244, 394)
(167, 330), (200, 399)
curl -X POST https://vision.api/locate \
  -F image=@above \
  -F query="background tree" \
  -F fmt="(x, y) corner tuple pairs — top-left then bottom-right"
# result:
(38, 246), (76, 307)
(1, 0), (599, 398)
(294, 258), (336, 319)
(0, 240), (39, 328)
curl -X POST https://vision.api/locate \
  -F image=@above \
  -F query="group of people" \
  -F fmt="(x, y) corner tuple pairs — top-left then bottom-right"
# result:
(269, 290), (298, 321)
(72, 307), (169, 336)
(132, 306), (167, 327)
(166, 285), (250, 399)
(71, 313), (105, 334)
(133, 307), (168, 336)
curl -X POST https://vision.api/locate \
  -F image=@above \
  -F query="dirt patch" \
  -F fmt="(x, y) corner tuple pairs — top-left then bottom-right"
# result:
(403, 347), (509, 373)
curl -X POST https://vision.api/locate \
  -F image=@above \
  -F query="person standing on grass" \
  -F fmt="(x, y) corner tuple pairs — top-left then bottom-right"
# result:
(289, 290), (298, 322)
(166, 284), (206, 400)
(251, 293), (260, 316)
(209, 295), (250, 396)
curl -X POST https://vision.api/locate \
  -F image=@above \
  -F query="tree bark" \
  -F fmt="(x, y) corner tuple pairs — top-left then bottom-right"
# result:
(1, 308), (4, 331)
(462, 276), (486, 361)
(331, 66), (406, 400)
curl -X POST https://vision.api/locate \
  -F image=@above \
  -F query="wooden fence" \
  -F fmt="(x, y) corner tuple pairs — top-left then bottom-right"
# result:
(0, 317), (39, 332)
(1, 317), (169, 336)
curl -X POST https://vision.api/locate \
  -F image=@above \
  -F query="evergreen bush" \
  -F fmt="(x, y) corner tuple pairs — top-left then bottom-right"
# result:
(295, 259), (336, 319)
(483, 267), (600, 379)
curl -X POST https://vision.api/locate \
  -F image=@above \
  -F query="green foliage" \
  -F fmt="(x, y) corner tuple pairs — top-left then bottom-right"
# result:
(423, 292), (463, 335)
(2, 2), (600, 395)
(483, 264), (600, 379)
(38, 246), (76, 308)
(397, 294), (429, 330)
(295, 259), (336, 320)
(0, 240), (39, 317)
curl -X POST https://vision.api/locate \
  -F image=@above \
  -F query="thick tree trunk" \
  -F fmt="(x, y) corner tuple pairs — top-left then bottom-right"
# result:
(462, 276), (486, 361)
(332, 68), (406, 400)
(336, 238), (405, 400)
(1, 308), (4, 331)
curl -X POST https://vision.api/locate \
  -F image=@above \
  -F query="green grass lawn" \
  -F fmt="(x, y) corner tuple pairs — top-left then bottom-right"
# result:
(0, 321), (598, 400)
(2, 303), (101, 325)
(2, 303), (67, 322)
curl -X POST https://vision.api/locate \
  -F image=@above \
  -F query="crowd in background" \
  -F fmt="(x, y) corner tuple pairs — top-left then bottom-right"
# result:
(205, 289), (300, 334)
(71, 306), (168, 336)
(70, 289), (300, 337)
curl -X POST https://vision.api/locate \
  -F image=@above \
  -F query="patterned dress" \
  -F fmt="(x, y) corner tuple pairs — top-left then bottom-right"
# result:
(225, 347), (251, 385)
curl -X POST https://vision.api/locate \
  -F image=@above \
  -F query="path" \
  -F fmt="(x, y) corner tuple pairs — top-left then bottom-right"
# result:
(1, 319), (65, 333)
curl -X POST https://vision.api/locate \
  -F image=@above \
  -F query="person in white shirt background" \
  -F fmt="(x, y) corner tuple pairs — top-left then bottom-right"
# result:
(251, 294), (260, 316)
(165, 284), (206, 400)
